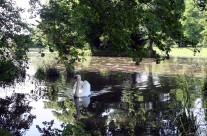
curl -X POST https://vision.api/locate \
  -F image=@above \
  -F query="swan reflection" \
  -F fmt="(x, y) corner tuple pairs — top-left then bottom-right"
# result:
(74, 96), (90, 119)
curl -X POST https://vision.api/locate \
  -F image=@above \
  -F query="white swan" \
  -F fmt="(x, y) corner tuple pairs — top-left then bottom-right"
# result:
(73, 75), (91, 97)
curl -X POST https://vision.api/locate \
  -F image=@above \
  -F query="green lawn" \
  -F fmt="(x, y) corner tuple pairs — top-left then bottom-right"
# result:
(156, 47), (207, 58)
(29, 47), (207, 58)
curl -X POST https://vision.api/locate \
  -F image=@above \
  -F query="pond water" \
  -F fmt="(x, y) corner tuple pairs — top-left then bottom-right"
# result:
(0, 53), (207, 136)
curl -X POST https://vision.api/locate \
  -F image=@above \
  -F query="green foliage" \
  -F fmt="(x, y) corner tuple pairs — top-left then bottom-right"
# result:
(200, 10), (207, 46)
(63, 122), (91, 136)
(46, 84), (59, 101)
(170, 75), (201, 135)
(0, 0), (31, 85)
(35, 0), (83, 67)
(44, 99), (76, 123)
(0, 60), (26, 84)
(182, 0), (205, 46)
(0, 0), (31, 69)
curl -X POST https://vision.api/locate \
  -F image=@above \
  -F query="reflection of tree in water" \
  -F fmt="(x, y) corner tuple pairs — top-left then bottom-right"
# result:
(112, 84), (159, 135)
(43, 84), (59, 101)
(36, 120), (63, 136)
(0, 94), (36, 136)
(43, 97), (77, 123)
(96, 72), (180, 135)
(41, 95), (94, 135)
(36, 72), (207, 135)
(63, 72), (165, 135)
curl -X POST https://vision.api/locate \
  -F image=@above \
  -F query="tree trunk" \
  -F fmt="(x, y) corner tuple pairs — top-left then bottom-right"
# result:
(148, 40), (153, 58)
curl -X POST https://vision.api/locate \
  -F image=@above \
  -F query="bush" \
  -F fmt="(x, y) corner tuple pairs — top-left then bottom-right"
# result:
(35, 67), (46, 80)
(45, 66), (60, 78)
(35, 65), (60, 81)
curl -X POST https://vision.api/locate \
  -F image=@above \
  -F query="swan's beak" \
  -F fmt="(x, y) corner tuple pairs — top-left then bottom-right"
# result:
(73, 76), (78, 80)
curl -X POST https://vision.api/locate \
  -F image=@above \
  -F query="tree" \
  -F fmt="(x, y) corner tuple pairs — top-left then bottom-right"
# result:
(138, 0), (186, 62)
(0, 0), (30, 62)
(36, 0), (84, 69)
(182, 0), (205, 46)
(31, 0), (207, 66)
(0, 0), (31, 84)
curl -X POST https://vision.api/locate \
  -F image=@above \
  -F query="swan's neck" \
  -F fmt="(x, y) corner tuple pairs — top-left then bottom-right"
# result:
(74, 80), (80, 97)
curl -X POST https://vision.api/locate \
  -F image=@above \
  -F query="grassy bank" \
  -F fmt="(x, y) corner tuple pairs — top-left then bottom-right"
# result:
(29, 47), (207, 59)
(156, 47), (207, 58)
(90, 47), (207, 58)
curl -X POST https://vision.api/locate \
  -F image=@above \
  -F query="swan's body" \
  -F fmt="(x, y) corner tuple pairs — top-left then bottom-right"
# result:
(73, 75), (91, 97)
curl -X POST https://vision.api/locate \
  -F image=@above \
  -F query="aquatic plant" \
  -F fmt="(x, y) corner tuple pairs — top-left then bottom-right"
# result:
(35, 65), (60, 81)
(45, 66), (60, 78)
(35, 67), (46, 80)
(172, 75), (199, 135)
(177, 108), (197, 136)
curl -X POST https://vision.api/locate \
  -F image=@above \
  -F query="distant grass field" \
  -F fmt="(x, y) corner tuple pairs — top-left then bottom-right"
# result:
(156, 47), (207, 58)
(29, 47), (207, 58)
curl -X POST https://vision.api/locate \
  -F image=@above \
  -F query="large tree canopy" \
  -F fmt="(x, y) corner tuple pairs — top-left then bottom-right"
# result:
(30, 0), (207, 65)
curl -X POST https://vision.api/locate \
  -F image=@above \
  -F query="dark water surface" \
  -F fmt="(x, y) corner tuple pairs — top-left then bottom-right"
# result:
(0, 55), (207, 135)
